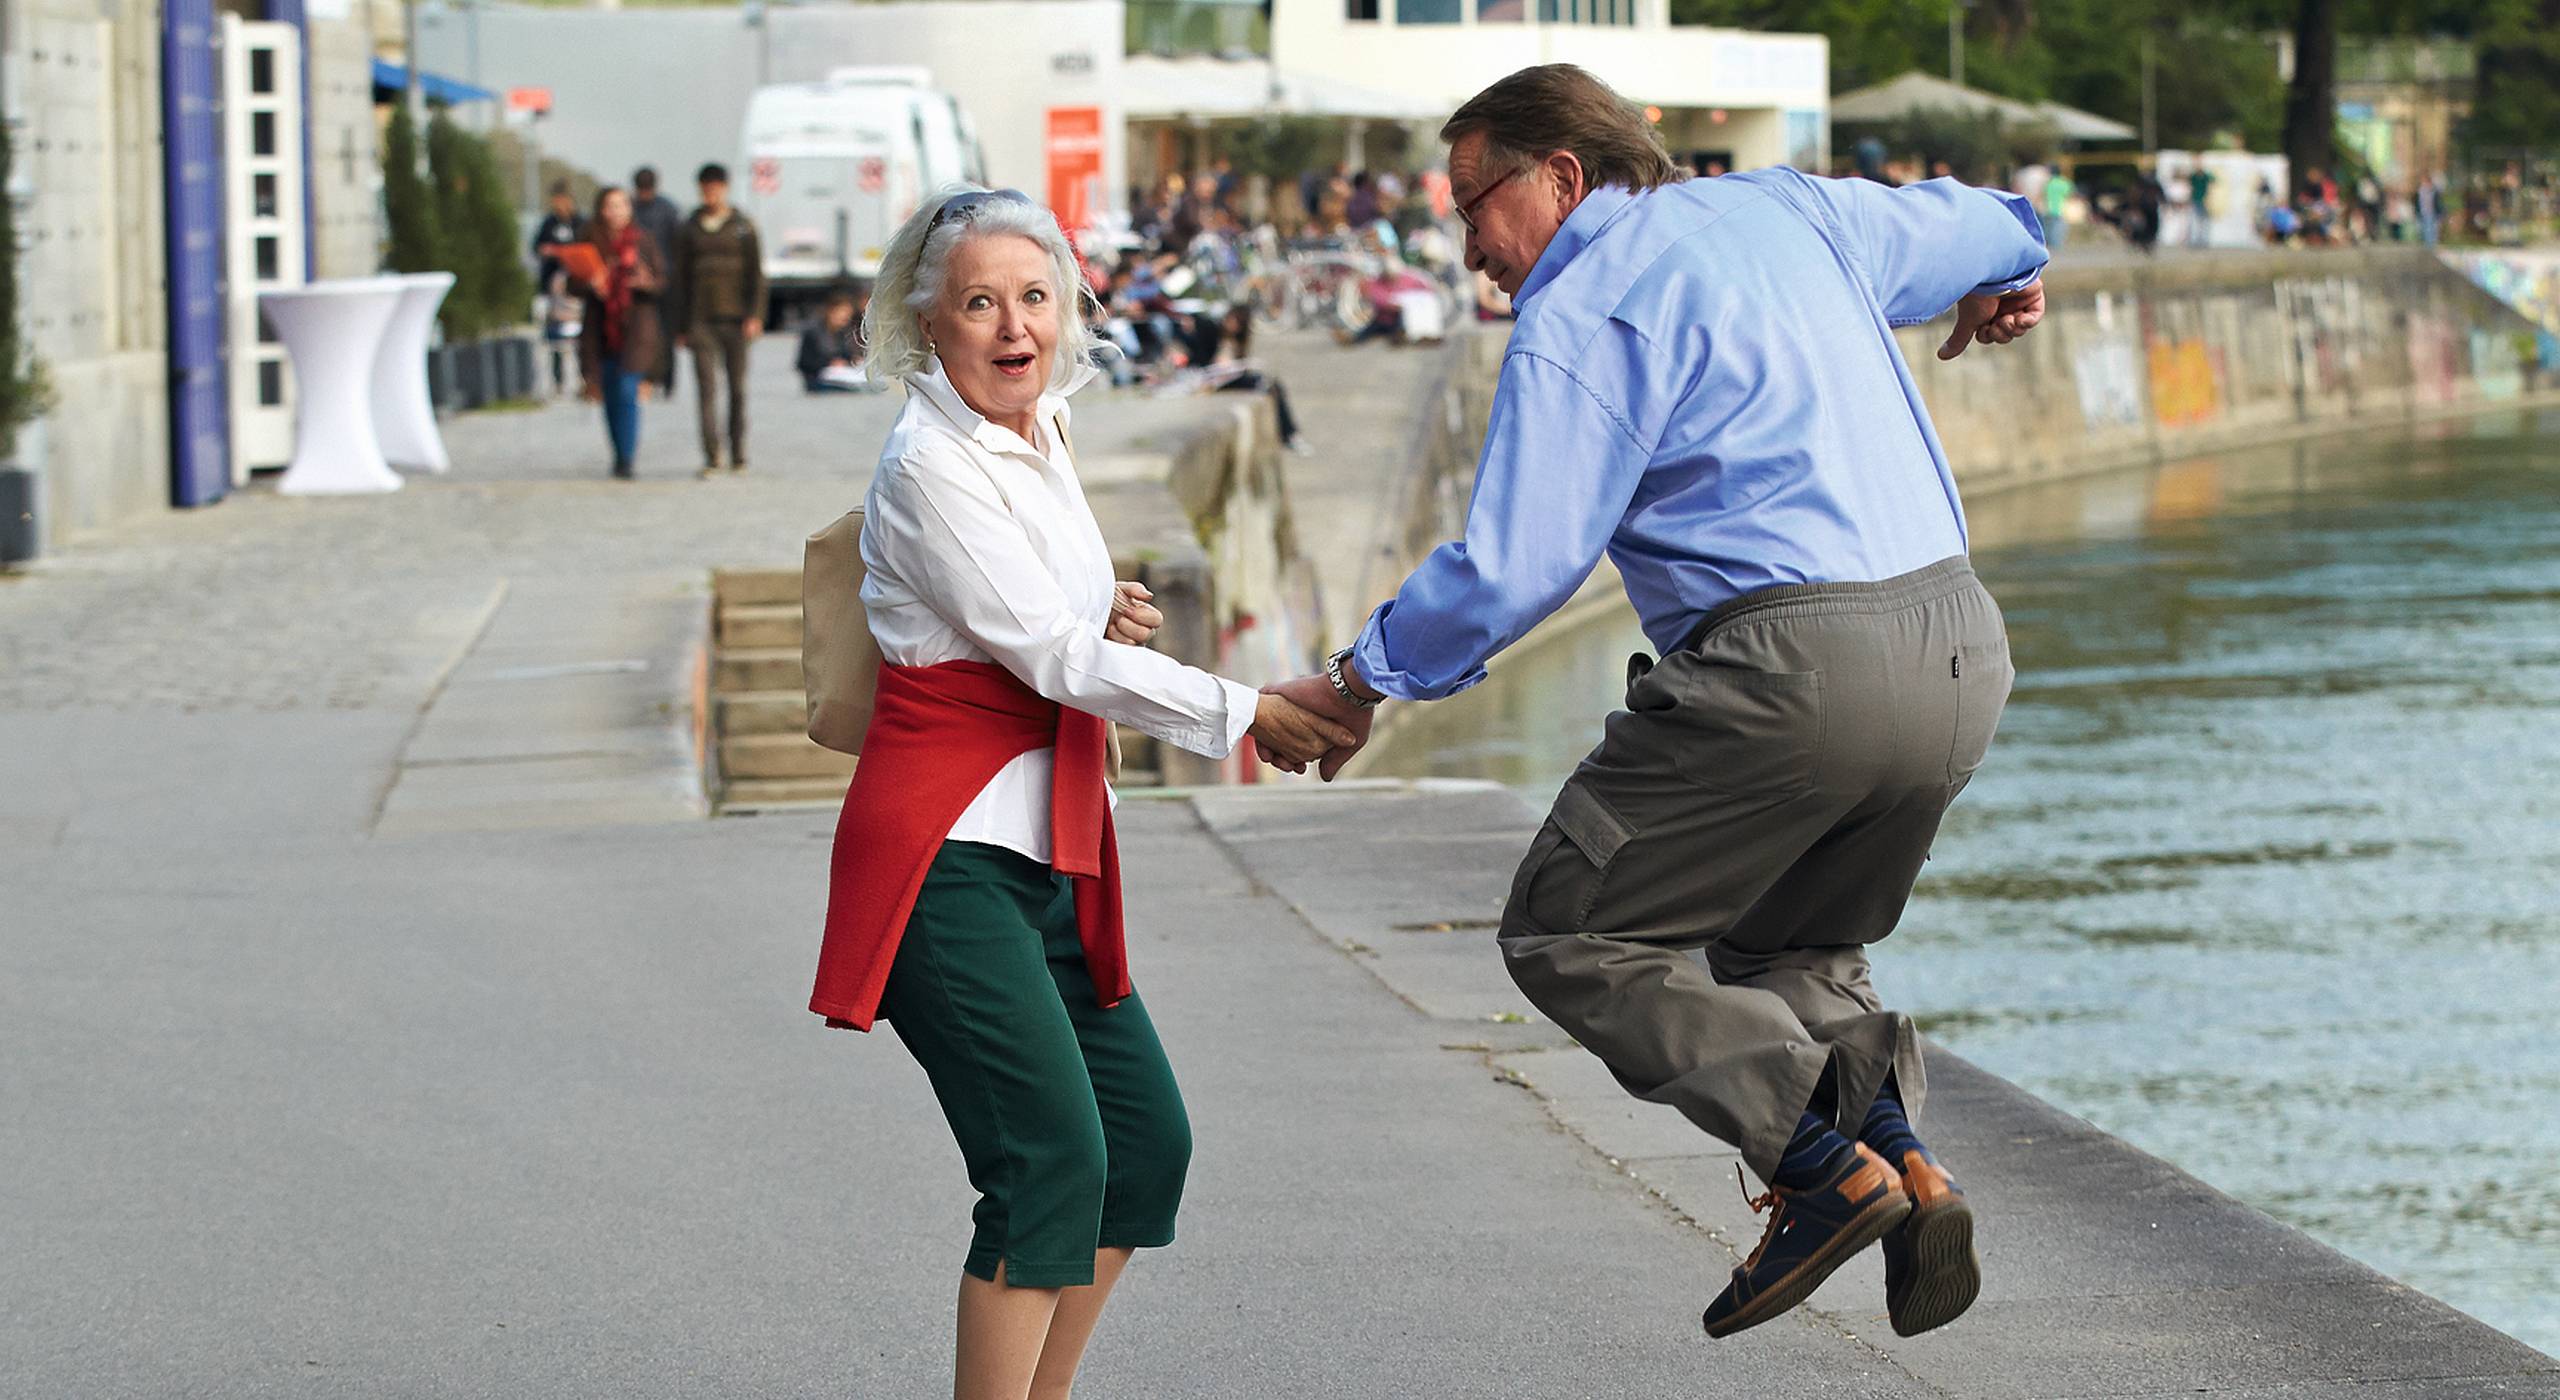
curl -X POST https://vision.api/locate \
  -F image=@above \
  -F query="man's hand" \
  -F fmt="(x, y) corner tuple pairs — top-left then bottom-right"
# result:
(745, 317), (765, 340)
(1105, 581), (1163, 646)
(1261, 672), (1375, 781)
(1249, 690), (1360, 767)
(1938, 281), (2044, 360)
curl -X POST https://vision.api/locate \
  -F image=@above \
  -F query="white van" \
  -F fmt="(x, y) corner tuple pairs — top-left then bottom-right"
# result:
(738, 66), (985, 317)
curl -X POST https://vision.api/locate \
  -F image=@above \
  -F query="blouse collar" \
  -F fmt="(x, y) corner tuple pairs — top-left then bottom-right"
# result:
(907, 355), (1100, 459)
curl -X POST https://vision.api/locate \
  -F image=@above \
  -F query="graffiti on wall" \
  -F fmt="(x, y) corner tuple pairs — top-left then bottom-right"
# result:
(2451, 250), (2560, 373)
(2147, 338), (2222, 427)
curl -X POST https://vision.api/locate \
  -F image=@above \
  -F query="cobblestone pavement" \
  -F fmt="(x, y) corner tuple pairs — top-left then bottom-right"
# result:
(0, 326), (1453, 716)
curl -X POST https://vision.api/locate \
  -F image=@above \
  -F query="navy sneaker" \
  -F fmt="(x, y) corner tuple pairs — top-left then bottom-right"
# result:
(1880, 1151), (1979, 1337)
(1703, 1143), (1910, 1339)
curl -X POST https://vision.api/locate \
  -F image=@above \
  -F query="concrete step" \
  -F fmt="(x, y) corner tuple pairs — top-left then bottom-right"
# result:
(720, 775), (853, 808)
(718, 603), (804, 649)
(721, 732), (857, 781)
(712, 567), (800, 607)
(718, 689), (808, 736)
(713, 647), (802, 695)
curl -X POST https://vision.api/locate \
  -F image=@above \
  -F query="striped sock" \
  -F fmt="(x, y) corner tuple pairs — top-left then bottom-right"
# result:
(1771, 1111), (1857, 1191)
(1861, 1083), (1930, 1167)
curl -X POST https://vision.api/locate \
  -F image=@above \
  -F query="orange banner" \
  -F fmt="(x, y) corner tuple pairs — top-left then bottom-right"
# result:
(1045, 107), (1104, 235)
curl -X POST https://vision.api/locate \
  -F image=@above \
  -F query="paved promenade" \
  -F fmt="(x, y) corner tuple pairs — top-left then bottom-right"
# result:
(5, 333), (2556, 1396)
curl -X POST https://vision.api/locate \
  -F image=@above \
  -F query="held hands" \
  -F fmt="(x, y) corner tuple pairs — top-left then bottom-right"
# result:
(1249, 690), (1362, 769)
(1938, 280), (2045, 360)
(1256, 672), (1375, 782)
(1105, 581), (1164, 646)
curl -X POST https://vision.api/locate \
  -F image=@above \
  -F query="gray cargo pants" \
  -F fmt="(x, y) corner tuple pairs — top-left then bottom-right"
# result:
(1499, 557), (2012, 1183)
(691, 317), (750, 467)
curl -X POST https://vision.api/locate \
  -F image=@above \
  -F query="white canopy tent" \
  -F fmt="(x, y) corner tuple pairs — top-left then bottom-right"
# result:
(1831, 70), (2137, 145)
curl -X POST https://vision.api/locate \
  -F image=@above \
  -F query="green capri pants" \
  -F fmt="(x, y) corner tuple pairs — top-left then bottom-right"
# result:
(876, 840), (1192, 1289)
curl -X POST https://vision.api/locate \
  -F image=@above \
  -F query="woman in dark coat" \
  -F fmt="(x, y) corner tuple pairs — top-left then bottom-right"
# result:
(573, 186), (666, 478)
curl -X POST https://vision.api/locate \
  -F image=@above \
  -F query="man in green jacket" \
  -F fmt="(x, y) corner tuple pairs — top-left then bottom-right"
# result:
(672, 163), (768, 476)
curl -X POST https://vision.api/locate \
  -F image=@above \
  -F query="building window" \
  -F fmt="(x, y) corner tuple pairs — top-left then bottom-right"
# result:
(1478, 0), (1524, 19)
(254, 172), (278, 219)
(1399, 0), (1460, 23)
(1347, 0), (1379, 17)
(1537, 0), (1634, 22)
(258, 359), (284, 407)
(250, 47), (274, 95)
(252, 110), (276, 157)
(255, 235), (279, 281)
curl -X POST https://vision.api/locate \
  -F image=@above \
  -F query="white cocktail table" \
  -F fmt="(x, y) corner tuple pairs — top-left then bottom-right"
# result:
(259, 277), (408, 495)
(374, 272), (456, 473)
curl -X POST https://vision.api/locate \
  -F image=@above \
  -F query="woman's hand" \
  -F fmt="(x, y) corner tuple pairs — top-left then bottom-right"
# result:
(1250, 691), (1360, 768)
(1105, 581), (1164, 647)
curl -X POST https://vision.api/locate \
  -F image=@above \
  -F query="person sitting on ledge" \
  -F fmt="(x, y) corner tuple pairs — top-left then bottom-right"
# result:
(797, 285), (876, 393)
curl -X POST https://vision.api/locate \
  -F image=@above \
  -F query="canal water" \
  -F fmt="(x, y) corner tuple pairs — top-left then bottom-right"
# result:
(1362, 412), (2560, 1353)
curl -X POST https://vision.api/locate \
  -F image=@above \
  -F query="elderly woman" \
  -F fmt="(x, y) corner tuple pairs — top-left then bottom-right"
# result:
(808, 187), (1352, 1400)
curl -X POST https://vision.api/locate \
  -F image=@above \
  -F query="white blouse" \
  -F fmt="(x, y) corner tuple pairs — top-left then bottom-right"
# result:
(858, 357), (1258, 863)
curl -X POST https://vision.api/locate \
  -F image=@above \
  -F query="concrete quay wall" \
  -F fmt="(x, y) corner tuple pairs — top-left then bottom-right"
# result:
(1915, 247), (2560, 491)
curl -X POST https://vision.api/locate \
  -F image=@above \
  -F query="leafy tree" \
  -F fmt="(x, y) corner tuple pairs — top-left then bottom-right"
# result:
(2467, 0), (2560, 156)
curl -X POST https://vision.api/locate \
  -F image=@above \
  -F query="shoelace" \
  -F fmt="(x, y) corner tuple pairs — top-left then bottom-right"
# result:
(1735, 1163), (1788, 1271)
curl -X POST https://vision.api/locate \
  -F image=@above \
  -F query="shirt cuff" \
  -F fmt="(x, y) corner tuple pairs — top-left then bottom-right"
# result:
(1974, 189), (2050, 296)
(1351, 602), (1488, 704)
(1205, 676), (1259, 759)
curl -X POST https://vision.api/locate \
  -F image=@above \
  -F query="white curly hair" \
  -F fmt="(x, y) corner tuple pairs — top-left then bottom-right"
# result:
(862, 184), (1103, 394)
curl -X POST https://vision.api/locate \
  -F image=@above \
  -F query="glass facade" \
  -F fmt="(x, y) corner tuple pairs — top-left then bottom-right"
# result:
(1535, 0), (1636, 24)
(1127, 0), (1270, 57)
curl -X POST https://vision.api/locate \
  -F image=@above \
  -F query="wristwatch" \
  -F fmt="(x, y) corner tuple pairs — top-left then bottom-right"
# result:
(1325, 646), (1381, 710)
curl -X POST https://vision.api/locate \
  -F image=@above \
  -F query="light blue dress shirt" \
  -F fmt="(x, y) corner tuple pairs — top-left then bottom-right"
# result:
(1352, 170), (2048, 702)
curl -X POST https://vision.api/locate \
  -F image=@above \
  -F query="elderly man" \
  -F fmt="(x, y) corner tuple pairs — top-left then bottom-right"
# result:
(1270, 64), (2047, 1340)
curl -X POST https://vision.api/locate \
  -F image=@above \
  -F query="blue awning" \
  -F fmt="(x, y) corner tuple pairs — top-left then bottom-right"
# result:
(371, 59), (498, 107)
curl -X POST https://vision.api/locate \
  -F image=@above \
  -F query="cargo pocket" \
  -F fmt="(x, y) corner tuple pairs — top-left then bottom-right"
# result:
(1514, 781), (1637, 935)
(1947, 639), (2015, 781)
(1665, 661), (1825, 795)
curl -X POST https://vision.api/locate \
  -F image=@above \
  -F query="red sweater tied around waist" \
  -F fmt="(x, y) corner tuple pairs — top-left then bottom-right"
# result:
(810, 660), (1127, 1031)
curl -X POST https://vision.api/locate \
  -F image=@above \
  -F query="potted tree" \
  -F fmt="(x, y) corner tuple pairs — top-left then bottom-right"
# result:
(2, 113), (57, 568)
(427, 112), (533, 409)
(381, 103), (453, 409)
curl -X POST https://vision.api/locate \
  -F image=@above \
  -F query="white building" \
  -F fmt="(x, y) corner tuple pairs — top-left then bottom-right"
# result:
(413, 2), (1127, 232)
(1268, 0), (1828, 172)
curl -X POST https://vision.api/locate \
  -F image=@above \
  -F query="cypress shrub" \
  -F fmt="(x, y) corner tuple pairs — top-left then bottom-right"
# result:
(383, 103), (441, 280)
(0, 112), (56, 462)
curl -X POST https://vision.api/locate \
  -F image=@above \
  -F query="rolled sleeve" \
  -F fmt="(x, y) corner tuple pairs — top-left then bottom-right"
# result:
(1352, 350), (1650, 702)
(1806, 174), (2050, 327)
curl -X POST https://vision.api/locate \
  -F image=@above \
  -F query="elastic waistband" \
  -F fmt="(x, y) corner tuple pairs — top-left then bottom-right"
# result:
(1679, 556), (1980, 653)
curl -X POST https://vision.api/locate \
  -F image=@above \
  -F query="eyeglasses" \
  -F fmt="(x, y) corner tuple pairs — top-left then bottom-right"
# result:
(1456, 168), (1521, 234)
(929, 187), (1033, 233)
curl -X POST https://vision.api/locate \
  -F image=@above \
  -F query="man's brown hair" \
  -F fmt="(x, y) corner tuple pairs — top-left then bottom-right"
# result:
(1441, 64), (1684, 194)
